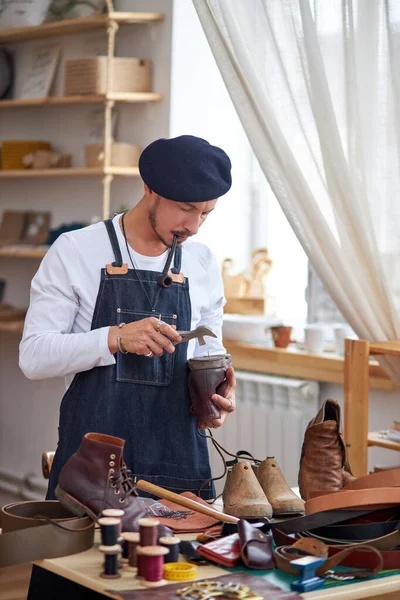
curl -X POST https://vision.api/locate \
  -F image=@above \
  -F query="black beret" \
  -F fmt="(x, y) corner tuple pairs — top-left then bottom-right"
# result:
(138, 135), (232, 203)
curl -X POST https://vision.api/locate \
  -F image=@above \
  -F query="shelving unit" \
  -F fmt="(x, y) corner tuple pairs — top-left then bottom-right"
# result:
(0, 1), (164, 219)
(344, 338), (400, 477)
(0, 2), (165, 335)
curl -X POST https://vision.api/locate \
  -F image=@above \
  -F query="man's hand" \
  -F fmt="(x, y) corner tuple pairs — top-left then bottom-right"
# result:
(198, 366), (236, 429)
(108, 317), (182, 356)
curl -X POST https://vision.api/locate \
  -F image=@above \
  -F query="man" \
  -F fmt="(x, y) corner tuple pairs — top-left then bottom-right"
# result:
(19, 135), (236, 501)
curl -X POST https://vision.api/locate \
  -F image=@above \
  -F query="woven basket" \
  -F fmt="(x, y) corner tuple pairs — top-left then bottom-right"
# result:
(1, 140), (52, 170)
(84, 143), (141, 168)
(65, 57), (152, 95)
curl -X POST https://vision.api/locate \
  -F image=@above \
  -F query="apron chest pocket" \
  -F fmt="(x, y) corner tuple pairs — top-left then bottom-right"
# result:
(116, 310), (177, 386)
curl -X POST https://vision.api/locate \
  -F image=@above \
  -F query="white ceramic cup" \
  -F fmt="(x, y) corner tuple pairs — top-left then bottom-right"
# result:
(333, 325), (347, 356)
(303, 325), (325, 354)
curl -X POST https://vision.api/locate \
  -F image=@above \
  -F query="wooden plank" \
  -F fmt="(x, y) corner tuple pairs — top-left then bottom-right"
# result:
(0, 93), (163, 109)
(0, 13), (164, 44)
(0, 167), (139, 178)
(224, 341), (395, 391)
(0, 246), (47, 259)
(368, 431), (400, 452)
(344, 339), (370, 477)
(370, 341), (400, 356)
(0, 321), (24, 334)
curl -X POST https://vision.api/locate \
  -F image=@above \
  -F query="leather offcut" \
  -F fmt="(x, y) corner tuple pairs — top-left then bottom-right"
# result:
(237, 518), (275, 570)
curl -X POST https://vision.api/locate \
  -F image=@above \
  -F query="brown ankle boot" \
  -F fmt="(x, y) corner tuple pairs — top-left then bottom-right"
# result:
(254, 458), (304, 515)
(55, 433), (147, 530)
(222, 461), (272, 518)
(298, 399), (355, 501)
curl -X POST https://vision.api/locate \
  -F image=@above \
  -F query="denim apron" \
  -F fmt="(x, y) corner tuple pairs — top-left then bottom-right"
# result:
(46, 218), (213, 500)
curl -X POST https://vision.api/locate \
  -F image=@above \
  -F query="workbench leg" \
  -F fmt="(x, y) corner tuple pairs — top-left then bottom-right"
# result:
(344, 338), (370, 477)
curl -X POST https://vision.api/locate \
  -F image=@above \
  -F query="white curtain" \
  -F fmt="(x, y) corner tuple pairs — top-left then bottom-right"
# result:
(192, 0), (400, 380)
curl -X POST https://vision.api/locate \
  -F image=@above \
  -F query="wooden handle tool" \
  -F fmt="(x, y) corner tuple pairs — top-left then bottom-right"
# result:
(135, 479), (239, 524)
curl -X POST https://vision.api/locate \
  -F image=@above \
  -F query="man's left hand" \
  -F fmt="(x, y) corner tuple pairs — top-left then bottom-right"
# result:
(198, 366), (236, 430)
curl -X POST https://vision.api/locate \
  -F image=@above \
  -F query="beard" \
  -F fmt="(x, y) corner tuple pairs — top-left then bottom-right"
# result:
(148, 197), (191, 247)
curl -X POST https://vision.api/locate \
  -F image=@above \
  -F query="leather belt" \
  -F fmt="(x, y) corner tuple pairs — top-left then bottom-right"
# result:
(0, 500), (94, 567)
(274, 538), (383, 578)
(305, 488), (400, 515)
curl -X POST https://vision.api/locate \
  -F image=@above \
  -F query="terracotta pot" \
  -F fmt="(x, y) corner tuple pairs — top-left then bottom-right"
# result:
(270, 326), (294, 349)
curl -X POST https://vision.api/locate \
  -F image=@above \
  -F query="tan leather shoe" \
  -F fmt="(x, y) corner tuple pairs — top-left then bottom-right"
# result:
(254, 458), (304, 515)
(222, 461), (272, 518)
(298, 398), (355, 501)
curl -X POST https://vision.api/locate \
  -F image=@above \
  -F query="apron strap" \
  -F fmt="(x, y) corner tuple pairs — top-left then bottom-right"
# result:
(171, 245), (182, 274)
(104, 218), (123, 267)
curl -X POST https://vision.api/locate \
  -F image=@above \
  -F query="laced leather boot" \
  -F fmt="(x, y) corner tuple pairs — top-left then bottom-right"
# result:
(188, 354), (231, 427)
(222, 461), (273, 518)
(298, 398), (355, 501)
(254, 458), (304, 515)
(55, 433), (147, 531)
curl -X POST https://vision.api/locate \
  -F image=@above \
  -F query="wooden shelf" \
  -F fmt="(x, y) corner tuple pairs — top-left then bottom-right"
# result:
(370, 341), (400, 356)
(368, 431), (400, 451)
(0, 12), (164, 43)
(0, 167), (139, 178)
(224, 341), (396, 391)
(0, 93), (163, 109)
(0, 321), (25, 334)
(0, 246), (47, 259)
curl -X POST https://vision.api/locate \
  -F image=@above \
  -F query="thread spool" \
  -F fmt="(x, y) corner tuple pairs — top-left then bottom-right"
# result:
(159, 536), (180, 563)
(99, 544), (121, 579)
(140, 546), (168, 587)
(136, 546), (146, 579)
(98, 517), (120, 546)
(122, 532), (140, 572)
(138, 518), (159, 547)
(102, 508), (124, 534)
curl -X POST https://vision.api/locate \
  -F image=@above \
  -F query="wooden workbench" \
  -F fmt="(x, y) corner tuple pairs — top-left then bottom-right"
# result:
(21, 533), (400, 600)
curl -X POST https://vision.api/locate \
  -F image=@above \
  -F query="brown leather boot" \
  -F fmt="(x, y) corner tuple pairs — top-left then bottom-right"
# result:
(55, 433), (147, 531)
(254, 458), (304, 515)
(188, 354), (231, 427)
(298, 399), (355, 501)
(222, 461), (272, 518)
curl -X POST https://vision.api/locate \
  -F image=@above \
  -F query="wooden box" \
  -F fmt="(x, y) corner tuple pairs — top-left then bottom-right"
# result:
(84, 143), (141, 168)
(1, 140), (52, 170)
(64, 57), (152, 95)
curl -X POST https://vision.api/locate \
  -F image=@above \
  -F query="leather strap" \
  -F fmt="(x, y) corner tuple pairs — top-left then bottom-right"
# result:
(305, 488), (400, 515)
(309, 469), (400, 499)
(0, 500), (94, 567)
(274, 538), (383, 578)
(342, 468), (400, 491)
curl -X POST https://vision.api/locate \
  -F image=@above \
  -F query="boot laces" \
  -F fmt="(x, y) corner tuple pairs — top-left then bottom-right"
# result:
(109, 461), (138, 501)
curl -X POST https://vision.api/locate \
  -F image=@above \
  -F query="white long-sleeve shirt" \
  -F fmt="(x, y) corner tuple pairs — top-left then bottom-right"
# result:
(19, 214), (226, 388)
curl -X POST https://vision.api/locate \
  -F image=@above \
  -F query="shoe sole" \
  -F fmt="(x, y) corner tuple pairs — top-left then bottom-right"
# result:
(55, 484), (99, 521)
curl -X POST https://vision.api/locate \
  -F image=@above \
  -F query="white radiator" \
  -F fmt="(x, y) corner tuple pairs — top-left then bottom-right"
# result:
(208, 372), (320, 494)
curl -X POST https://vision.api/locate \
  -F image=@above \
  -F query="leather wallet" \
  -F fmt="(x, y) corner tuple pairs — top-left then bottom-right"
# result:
(238, 519), (275, 570)
(197, 533), (241, 568)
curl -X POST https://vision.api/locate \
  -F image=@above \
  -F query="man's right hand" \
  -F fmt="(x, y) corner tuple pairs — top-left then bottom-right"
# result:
(108, 317), (182, 356)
